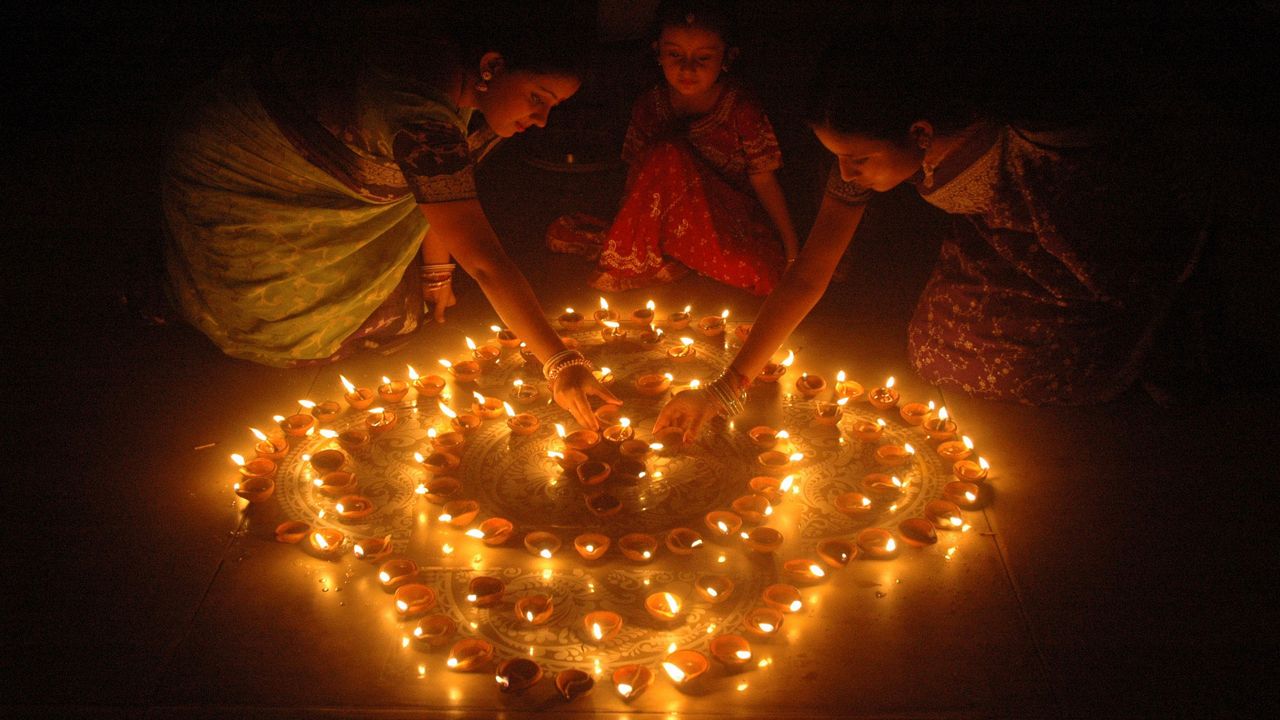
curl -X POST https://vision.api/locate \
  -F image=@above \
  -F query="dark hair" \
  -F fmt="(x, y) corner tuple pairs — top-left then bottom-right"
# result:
(446, 0), (595, 78)
(652, 0), (738, 47)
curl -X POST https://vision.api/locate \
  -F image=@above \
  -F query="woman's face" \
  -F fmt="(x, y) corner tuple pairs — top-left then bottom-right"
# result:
(813, 123), (923, 192)
(656, 25), (728, 99)
(479, 70), (580, 138)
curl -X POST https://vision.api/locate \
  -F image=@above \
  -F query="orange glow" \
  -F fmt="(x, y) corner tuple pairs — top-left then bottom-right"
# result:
(437, 402), (458, 419)
(339, 375), (356, 394)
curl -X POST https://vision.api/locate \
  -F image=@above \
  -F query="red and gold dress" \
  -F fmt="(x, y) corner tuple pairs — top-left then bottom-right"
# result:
(551, 82), (786, 295)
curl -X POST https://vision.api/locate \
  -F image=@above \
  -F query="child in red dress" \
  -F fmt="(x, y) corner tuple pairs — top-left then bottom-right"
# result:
(548, 1), (798, 295)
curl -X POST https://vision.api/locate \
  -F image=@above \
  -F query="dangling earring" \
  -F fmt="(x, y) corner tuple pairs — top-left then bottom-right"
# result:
(476, 70), (492, 93)
(920, 139), (935, 188)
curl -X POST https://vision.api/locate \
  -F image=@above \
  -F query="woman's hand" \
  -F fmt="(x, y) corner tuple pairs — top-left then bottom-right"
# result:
(653, 388), (722, 444)
(422, 281), (456, 323)
(551, 364), (621, 430)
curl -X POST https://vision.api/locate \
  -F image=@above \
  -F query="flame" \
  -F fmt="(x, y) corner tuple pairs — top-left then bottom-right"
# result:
(904, 443), (916, 455)
(789, 452), (804, 462)
(764, 505), (774, 517)
(427, 428), (437, 439)
(353, 544), (366, 557)
(368, 406), (385, 416)
(465, 337), (477, 351)
(939, 406), (949, 421)
(886, 376), (896, 389)
(720, 308), (730, 319)
(808, 563), (826, 578)
(547, 451), (564, 459)
(396, 600), (409, 612)
(642, 550), (652, 559)
(664, 372), (674, 381)
(472, 391), (486, 405)
(466, 528), (485, 539)
(603, 320), (620, 329)
(490, 324), (502, 333)
(837, 397), (850, 407)
(706, 586), (719, 597)
(789, 600), (802, 612)
(465, 594), (477, 603)
(565, 307), (574, 314)
(757, 622), (775, 633)
(646, 299), (655, 311)
(649, 443), (664, 451)
(689, 379), (701, 389)
(736, 649), (753, 660)
(963, 435), (975, 450)
(886, 539), (897, 552)
(335, 502), (346, 513)
(319, 429), (338, 439)
(891, 476), (903, 488)
(691, 538), (704, 547)
(250, 428), (268, 442)
(314, 533), (330, 550)
(230, 453), (245, 466)
(861, 496), (872, 508)
(979, 457), (990, 470)
(447, 657), (459, 668)
(298, 399), (316, 410)
(438, 513), (453, 523)
(539, 549), (552, 559)
(584, 544), (595, 553)
(663, 662), (686, 683)
(555, 423), (566, 438)
(780, 350), (795, 367)
(381, 376), (391, 385)
(525, 611), (535, 622)
(437, 402), (458, 419)
(780, 475), (795, 492)
(437, 358), (452, 369)
(837, 370), (846, 383)
(272, 415), (285, 423)
(340, 375), (356, 394)
(617, 683), (633, 697)
(877, 418), (887, 427)
(717, 521), (729, 534)
(680, 336), (694, 347)
(599, 297), (609, 311)
(620, 417), (631, 428)
(664, 593), (681, 613)
(777, 430), (790, 440)
(592, 623), (603, 640)
(502, 401), (516, 417)
(598, 367), (611, 378)
(406, 365), (420, 381)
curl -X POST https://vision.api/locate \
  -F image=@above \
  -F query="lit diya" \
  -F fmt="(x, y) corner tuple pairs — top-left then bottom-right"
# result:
(748, 475), (783, 504)
(278, 411), (316, 438)
(898, 517), (938, 547)
(439, 358), (480, 384)
(601, 417), (635, 443)
(757, 349), (794, 383)
(593, 297), (619, 325)
(782, 559), (828, 584)
(744, 607), (784, 637)
(465, 576), (505, 607)
(668, 336), (697, 362)
(619, 438), (653, 461)
(924, 499), (965, 530)
(394, 583), (436, 618)
(465, 336), (501, 366)
(309, 448), (346, 474)
(861, 473), (906, 501)
(363, 406), (397, 434)
(523, 531), (562, 559)
(709, 634), (753, 668)
(308, 528), (345, 558)
(899, 401), (931, 426)
(416, 451), (460, 476)
(412, 614), (456, 648)
(558, 423), (600, 453)
(514, 594), (555, 625)
(427, 427), (465, 454)
(509, 378), (540, 405)
(694, 574), (735, 603)
(757, 450), (803, 475)
(558, 307), (586, 330)
(731, 494), (772, 525)
(471, 391), (504, 419)
(944, 480), (982, 509)
(377, 376), (409, 403)
(834, 491), (875, 517)
(555, 669), (595, 700)
(834, 370), (864, 401)
(600, 319), (627, 343)
(495, 658), (543, 693)
(274, 520), (309, 544)
(438, 401), (481, 434)
(644, 591), (684, 622)
(584, 610), (623, 643)
(337, 428), (369, 454)
(814, 397), (849, 425)
(417, 475), (461, 504)
(665, 527), (704, 555)
(662, 650), (709, 688)
(317, 470), (357, 497)
(407, 365), (446, 397)
(856, 527), (899, 558)
(794, 372), (827, 398)
(852, 417), (887, 442)
(923, 406), (958, 442)
(744, 526), (783, 553)
(630, 299), (656, 326)
(874, 442), (916, 468)
(334, 494), (374, 521)
(250, 428), (288, 461)
(503, 402), (539, 436)
(378, 558), (418, 588)
(491, 324), (521, 348)
(634, 372), (673, 396)
(310, 400), (342, 423)
(817, 539), (857, 567)
(619, 533), (659, 562)
(953, 456), (990, 482)
(232, 453), (277, 483)
(667, 305), (692, 329)
(613, 664), (654, 701)
(547, 449), (587, 472)
(762, 583), (804, 613)
(868, 376), (900, 410)
(438, 500), (479, 527)
(705, 511), (743, 540)
(937, 435), (975, 465)
(697, 308), (730, 337)
(466, 517), (514, 546)
(638, 327), (663, 347)
(352, 534), (393, 560)
(446, 638), (494, 672)
(653, 425), (685, 452)
(573, 533), (610, 560)
(339, 375), (376, 410)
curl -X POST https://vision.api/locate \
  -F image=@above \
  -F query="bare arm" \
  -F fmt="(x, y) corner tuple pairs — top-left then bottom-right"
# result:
(748, 170), (800, 262)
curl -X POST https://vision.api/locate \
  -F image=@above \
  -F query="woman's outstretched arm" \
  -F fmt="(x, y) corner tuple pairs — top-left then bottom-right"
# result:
(748, 170), (800, 262)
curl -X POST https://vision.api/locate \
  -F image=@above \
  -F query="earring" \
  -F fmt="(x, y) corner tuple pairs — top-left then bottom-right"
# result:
(919, 140), (935, 188)
(476, 69), (493, 92)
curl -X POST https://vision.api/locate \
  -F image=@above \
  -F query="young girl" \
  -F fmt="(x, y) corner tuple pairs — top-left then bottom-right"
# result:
(548, 0), (799, 295)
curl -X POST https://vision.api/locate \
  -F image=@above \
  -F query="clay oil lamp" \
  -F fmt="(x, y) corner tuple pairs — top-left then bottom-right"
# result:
(438, 401), (481, 435)
(898, 517), (938, 547)
(412, 614), (457, 648)
(495, 657), (543, 693)
(363, 406), (397, 435)
(944, 480), (982, 509)
(556, 669), (595, 701)
(602, 417), (635, 444)
(923, 406), (959, 443)
(232, 452), (277, 482)
(311, 400), (342, 423)
(394, 583), (436, 618)
(899, 400), (932, 426)
(874, 442), (916, 468)
(757, 450), (803, 475)
(317, 470), (357, 498)
(762, 583), (804, 613)
(634, 371), (673, 397)
(744, 607), (784, 638)
(937, 435), (975, 465)
(407, 365), (446, 398)
(377, 376), (409, 403)
(232, 475), (275, 505)
(925, 499), (965, 530)
(644, 591), (684, 622)
(466, 517), (514, 546)
(439, 500), (479, 528)
(782, 559), (828, 584)
(378, 558), (418, 589)
(416, 451), (461, 476)
(470, 391), (504, 420)
(748, 425), (779, 449)
(731, 494), (772, 525)
(446, 638), (494, 672)
(418, 475), (461, 504)
(616, 458), (647, 483)
(619, 533), (660, 562)
(250, 428), (289, 461)
(852, 417), (887, 443)
(514, 594), (555, 626)
(334, 427), (367, 454)
(335, 494), (374, 522)
(834, 370), (864, 401)
(613, 664), (654, 701)
(592, 367), (618, 393)
(464, 336), (501, 368)
(662, 650), (709, 688)
(309, 448), (346, 474)
(600, 319), (627, 344)
(818, 539), (857, 568)
(465, 576), (506, 608)
(694, 574), (735, 603)
(619, 438), (653, 461)
(593, 296), (619, 326)
(862, 473), (906, 501)
(709, 634), (753, 669)
(856, 527), (899, 558)
(352, 533), (393, 560)
(278, 410), (316, 438)
(834, 491), (875, 518)
(697, 308), (730, 337)
(425, 427), (464, 454)
(558, 423), (601, 454)
(586, 492), (623, 518)
(558, 307), (587, 330)
(868, 376), (900, 410)
(653, 425), (686, 452)
(509, 378), (540, 406)
(667, 336), (697, 362)
(744, 526), (783, 554)
(584, 610), (623, 643)
(576, 460), (612, 487)
(593, 402), (622, 426)
(665, 527), (704, 555)
(630, 299), (656, 326)
(308, 528), (345, 558)
(757, 349), (794, 383)
(814, 397), (849, 426)
(667, 304), (692, 329)
(733, 322), (752, 343)
(704, 511), (743, 541)
(954, 456), (991, 482)
(795, 372), (827, 399)
(574, 533), (611, 560)
(638, 326), (664, 348)
(340, 375), (376, 410)
(275, 521), (310, 544)
(503, 402), (540, 437)
(491, 324), (521, 348)
(523, 531), (562, 559)
(439, 357), (480, 384)
(748, 475), (783, 504)
(547, 449), (588, 472)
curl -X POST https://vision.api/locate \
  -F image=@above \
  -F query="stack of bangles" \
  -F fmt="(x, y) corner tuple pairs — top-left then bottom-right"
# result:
(543, 349), (594, 383)
(421, 262), (456, 291)
(704, 366), (749, 416)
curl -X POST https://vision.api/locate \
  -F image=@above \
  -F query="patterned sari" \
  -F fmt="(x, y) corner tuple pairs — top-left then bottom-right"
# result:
(163, 43), (498, 367)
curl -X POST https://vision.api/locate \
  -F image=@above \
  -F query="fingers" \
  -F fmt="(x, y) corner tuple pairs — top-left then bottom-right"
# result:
(433, 299), (447, 323)
(685, 408), (711, 444)
(591, 383), (622, 406)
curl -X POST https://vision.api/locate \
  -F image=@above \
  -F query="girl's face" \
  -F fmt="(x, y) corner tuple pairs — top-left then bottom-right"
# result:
(656, 25), (729, 99)
(812, 123), (923, 192)
(479, 69), (580, 138)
